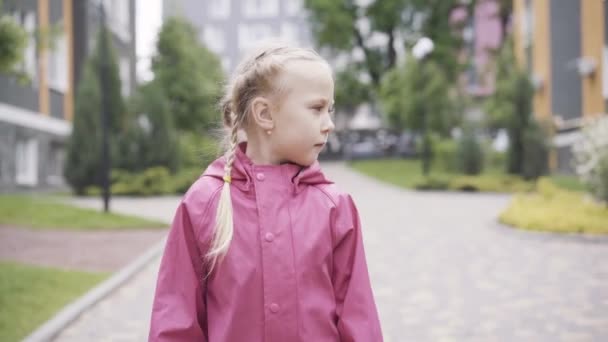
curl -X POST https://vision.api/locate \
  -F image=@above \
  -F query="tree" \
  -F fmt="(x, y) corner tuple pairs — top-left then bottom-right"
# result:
(380, 56), (454, 174)
(485, 38), (535, 176)
(64, 62), (102, 194)
(0, 1), (28, 78)
(152, 17), (224, 132)
(64, 27), (125, 194)
(304, 0), (473, 90)
(334, 63), (373, 120)
(116, 81), (179, 173)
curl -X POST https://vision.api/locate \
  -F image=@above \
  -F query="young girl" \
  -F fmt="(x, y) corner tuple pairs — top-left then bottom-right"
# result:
(149, 43), (383, 341)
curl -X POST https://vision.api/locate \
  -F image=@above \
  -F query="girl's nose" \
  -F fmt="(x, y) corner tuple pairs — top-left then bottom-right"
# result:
(322, 114), (335, 133)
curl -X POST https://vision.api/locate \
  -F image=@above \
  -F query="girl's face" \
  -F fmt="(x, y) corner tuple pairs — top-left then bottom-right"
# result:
(269, 59), (335, 166)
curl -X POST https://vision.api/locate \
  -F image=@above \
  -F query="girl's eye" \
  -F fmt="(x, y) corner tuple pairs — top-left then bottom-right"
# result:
(328, 105), (335, 114)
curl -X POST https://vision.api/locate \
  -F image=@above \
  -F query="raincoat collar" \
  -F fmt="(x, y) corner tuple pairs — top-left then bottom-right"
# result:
(203, 142), (333, 194)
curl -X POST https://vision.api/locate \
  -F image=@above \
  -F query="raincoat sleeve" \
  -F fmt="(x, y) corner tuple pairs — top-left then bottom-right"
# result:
(332, 195), (383, 342)
(149, 200), (208, 341)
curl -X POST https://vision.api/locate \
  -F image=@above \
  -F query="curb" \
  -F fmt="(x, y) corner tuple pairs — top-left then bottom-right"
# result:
(22, 238), (167, 342)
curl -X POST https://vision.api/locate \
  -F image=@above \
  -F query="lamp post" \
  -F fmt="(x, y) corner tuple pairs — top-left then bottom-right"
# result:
(412, 37), (434, 175)
(98, 3), (111, 213)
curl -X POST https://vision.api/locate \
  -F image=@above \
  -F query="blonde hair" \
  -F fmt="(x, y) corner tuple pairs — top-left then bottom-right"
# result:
(206, 43), (328, 272)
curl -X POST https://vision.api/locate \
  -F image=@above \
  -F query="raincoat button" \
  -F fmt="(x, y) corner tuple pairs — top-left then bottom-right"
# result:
(270, 303), (280, 313)
(265, 232), (274, 242)
(256, 173), (265, 181)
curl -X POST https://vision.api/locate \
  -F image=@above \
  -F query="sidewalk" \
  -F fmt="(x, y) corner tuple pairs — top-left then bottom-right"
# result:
(51, 163), (608, 341)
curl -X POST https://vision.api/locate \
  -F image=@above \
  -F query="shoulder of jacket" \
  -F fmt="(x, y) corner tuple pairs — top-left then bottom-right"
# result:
(312, 183), (354, 208)
(181, 175), (224, 217)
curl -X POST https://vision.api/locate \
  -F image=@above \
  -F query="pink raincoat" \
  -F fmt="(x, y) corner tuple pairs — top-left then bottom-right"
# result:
(149, 142), (383, 341)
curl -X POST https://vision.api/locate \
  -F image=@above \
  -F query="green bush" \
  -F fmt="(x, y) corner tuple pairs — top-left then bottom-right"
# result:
(179, 132), (221, 169)
(85, 166), (206, 196)
(413, 175), (450, 190)
(448, 175), (533, 193)
(521, 120), (549, 180)
(455, 127), (484, 175)
(485, 146), (506, 171)
(433, 139), (458, 172)
(588, 150), (608, 204)
(172, 168), (203, 194)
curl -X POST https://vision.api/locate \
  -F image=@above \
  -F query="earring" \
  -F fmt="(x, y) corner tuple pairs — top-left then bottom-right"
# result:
(266, 130), (272, 135)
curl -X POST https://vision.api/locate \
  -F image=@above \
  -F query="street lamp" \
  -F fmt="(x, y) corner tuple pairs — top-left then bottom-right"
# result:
(412, 37), (434, 175)
(98, 3), (111, 213)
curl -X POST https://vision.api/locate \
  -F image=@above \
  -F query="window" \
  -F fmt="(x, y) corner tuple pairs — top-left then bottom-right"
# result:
(209, 0), (231, 19)
(203, 25), (226, 53)
(49, 32), (68, 92)
(603, 46), (608, 99)
(119, 57), (131, 97)
(243, 0), (279, 18)
(46, 142), (65, 186)
(285, 0), (302, 16)
(101, 0), (131, 42)
(238, 23), (274, 51)
(15, 138), (38, 186)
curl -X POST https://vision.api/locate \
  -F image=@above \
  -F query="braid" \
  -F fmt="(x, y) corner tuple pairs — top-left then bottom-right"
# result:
(206, 110), (239, 274)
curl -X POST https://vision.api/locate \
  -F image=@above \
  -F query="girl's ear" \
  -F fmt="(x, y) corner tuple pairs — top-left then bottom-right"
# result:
(250, 96), (274, 131)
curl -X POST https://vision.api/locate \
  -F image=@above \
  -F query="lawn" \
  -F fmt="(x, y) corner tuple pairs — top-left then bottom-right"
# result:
(0, 195), (166, 230)
(349, 158), (584, 193)
(0, 262), (108, 342)
(349, 159), (436, 189)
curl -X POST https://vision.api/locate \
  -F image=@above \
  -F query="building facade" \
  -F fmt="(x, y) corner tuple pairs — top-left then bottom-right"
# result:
(0, 0), (136, 192)
(512, 0), (607, 173)
(163, 0), (313, 73)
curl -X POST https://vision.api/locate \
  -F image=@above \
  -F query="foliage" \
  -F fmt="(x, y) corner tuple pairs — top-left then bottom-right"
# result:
(64, 27), (125, 194)
(304, 0), (471, 91)
(178, 132), (221, 169)
(64, 63), (102, 194)
(334, 63), (373, 115)
(413, 174), (533, 192)
(485, 38), (537, 176)
(521, 119), (549, 180)
(500, 178), (608, 234)
(0, 4), (27, 77)
(381, 58), (453, 134)
(152, 17), (224, 132)
(433, 138), (458, 172)
(115, 81), (179, 173)
(572, 115), (608, 203)
(455, 125), (484, 175)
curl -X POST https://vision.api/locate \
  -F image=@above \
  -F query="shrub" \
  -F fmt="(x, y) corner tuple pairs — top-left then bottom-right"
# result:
(433, 139), (458, 172)
(521, 120), (549, 180)
(455, 126), (484, 175)
(572, 116), (608, 203)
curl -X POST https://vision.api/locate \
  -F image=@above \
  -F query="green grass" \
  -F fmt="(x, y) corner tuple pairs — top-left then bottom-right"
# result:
(500, 179), (608, 234)
(0, 195), (166, 230)
(350, 159), (585, 193)
(0, 262), (108, 342)
(350, 159), (450, 189)
(349, 159), (531, 192)
(548, 175), (586, 192)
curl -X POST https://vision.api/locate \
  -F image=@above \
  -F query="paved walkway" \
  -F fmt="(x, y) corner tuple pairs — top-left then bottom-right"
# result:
(54, 163), (608, 341)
